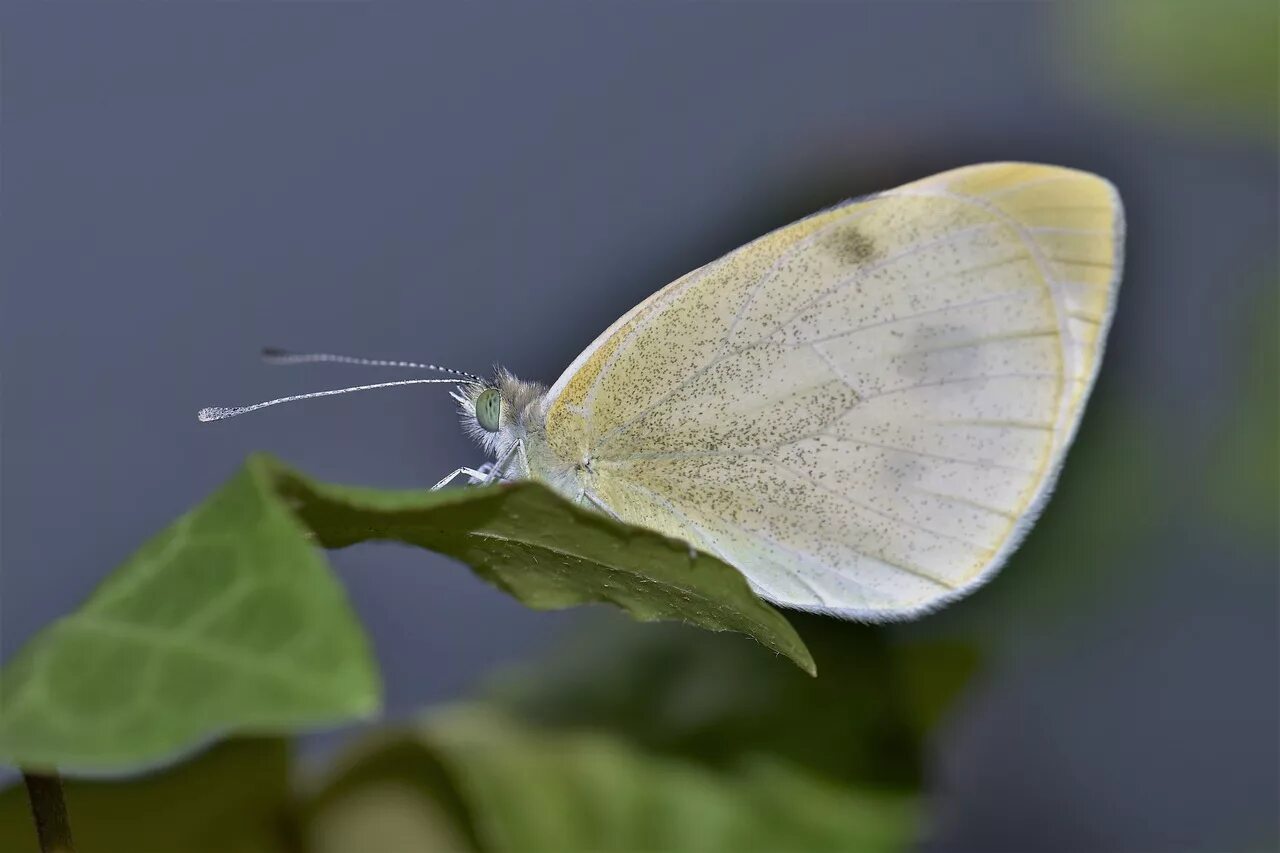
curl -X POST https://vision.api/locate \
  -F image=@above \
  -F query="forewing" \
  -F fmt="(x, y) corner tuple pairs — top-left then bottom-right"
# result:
(545, 163), (1123, 617)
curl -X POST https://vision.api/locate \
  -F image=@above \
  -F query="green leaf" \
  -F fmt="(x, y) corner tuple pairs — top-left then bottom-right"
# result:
(0, 738), (294, 853)
(484, 613), (978, 789)
(310, 706), (915, 853)
(0, 449), (810, 773)
(266, 458), (814, 675)
(0, 459), (380, 774)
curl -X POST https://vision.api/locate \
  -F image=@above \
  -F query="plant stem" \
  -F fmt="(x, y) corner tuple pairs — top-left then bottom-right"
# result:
(22, 771), (75, 853)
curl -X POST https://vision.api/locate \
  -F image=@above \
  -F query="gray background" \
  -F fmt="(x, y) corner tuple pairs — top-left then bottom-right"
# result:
(2, 3), (1276, 851)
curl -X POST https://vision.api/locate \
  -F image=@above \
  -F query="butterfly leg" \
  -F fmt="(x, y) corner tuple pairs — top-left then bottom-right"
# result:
(483, 441), (523, 485)
(431, 467), (491, 490)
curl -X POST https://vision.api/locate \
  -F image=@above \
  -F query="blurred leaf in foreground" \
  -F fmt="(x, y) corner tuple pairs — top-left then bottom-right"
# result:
(485, 613), (978, 789)
(0, 461), (379, 774)
(0, 738), (293, 853)
(309, 706), (915, 853)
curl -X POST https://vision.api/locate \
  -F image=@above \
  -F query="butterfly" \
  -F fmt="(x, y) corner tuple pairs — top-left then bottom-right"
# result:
(202, 163), (1124, 620)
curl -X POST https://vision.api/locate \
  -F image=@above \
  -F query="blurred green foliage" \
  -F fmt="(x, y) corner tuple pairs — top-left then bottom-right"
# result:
(1206, 277), (1279, 544)
(485, 614), (976, 790)
(0, 739), (293, 853)
(1063, 0), (1279, 138)
(311, 707), (915, 853)
(0, 614), (962, 852)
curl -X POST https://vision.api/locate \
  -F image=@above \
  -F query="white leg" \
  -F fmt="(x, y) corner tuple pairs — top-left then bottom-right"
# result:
(432, 467), (490, 490)
(485, 441), (522, 485)
(467, 462), (515, 485)
(434, 441), (524, 491)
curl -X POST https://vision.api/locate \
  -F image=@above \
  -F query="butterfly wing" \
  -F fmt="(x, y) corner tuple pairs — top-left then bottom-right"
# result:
(542, 163), (1123, 618)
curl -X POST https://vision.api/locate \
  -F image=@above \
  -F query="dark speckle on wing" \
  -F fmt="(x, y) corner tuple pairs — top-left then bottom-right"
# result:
(819, 224), (878, 265)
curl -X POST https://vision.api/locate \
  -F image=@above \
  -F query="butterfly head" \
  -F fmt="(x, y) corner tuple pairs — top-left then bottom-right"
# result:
(451, 368), (548, 459)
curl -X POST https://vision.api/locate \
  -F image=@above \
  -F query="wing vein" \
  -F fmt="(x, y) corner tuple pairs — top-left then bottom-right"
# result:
(887, 186), (1077, 436)
(718, 199), (885, 353)
(910, 486), (1019, 520)
(819, 432), (1038, 474)
(592, 224), (1005, 450)
(606, 475), (831, 604)
(928, 418), (1054, 430)
(773, 461), (991, 553)
(983, 174), (1077, 198)
(786, 284), (1039, 351)
(767, 223), (1001, 345)
(614, 471), (885, 604)
(857, 371), (1058, 402)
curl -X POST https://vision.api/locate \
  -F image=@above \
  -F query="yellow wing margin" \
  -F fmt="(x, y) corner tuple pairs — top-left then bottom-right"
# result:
(897, 163), (1123, 447)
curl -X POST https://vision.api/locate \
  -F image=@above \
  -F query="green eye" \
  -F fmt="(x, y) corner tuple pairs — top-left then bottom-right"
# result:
(475, 388), (502, 432)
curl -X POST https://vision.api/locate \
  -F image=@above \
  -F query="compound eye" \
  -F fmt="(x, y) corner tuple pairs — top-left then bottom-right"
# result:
(475, 388), (502, 433)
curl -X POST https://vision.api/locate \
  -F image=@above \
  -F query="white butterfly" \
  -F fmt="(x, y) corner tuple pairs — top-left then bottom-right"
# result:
(203, 163), (1123, 620)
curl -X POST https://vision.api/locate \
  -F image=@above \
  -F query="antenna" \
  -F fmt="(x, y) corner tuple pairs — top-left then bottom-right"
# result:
(198, 378), (460, 422)
(261, 347), (483, 383)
